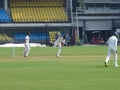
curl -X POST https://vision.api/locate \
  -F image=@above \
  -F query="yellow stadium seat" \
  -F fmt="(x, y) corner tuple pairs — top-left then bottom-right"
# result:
(10, 0), (68, 22)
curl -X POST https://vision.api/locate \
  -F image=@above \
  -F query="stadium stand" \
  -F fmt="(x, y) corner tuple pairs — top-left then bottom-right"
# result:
(0, 9), (11, 22)
(14, 32), (49, 43)
(10, 0), (64, 7)
(0, 0), (70, 44)
(10, 0), (68, 22)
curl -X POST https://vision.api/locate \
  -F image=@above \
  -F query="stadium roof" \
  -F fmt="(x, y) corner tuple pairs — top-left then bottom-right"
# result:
(84, 0), (120, 3)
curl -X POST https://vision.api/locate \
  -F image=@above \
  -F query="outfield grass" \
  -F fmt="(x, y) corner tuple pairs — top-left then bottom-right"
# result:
(0, 46), (119, 90)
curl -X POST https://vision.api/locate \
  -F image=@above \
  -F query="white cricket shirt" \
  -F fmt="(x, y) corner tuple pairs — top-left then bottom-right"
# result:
(108, 35), (118, 50)
(25, 35), (30, 44)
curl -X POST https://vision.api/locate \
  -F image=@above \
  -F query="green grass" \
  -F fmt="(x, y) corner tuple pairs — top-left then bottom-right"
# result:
(0, 46), (119, 90)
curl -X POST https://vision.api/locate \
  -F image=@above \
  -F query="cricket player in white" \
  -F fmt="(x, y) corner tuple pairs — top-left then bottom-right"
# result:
(53, 34), (66, 57)
(23, 32), (30, 57)
(104, 32), (119, 67)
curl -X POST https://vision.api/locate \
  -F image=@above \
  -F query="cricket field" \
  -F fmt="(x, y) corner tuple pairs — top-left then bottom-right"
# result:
(0, 46), (119, 90)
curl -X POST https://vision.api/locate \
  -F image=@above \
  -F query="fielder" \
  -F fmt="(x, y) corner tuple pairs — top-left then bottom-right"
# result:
(104, 32), (119, 67)
(23, 32), (31, 57)
(53, 34), (66, 58)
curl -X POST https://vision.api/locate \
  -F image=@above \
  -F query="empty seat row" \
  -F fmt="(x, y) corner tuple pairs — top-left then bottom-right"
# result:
(0, 9), (11, 22)
(0, 0), (68, 23)
(11, 7), (68, 22)
(9, 0), (68, 22)
(10, 0), (64, 7)
(0, 7), (68, 23)
(14, 33), (49, 42)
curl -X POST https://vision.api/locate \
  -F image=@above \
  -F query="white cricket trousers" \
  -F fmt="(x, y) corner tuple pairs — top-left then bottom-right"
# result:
(53, 42), (62, 56)
(24, 44), (30, 57)
(105, 49), (118, 66)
